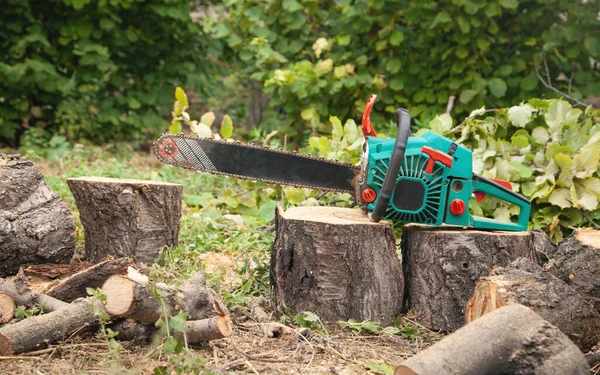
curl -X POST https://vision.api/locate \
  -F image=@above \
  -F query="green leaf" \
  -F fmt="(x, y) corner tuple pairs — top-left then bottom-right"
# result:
(389, 30), (405, 46)
(170, 313), (187, 333)
(220, 114), (233, 138)
(459, 89), (478, 104)
(548, 188), (572, 209)
(499, 0), (518, 9)
(429, 114), (453, 134)
(128, 97), (141, 110)
(494, 206), (511, 222)
(282, 0), (302, 12)
(200, 111), (216, 127)
(301, 108), (317, 122)
(507, 104), (535, 127)
(578, 192), (598, 211)
(257, 200), (277, 223)
(163, 336), (178, 355)
(581, 177), (600, 196)
(302, 311), (320, 323)
(511, 134), (529, 149)
(554, 153), (573, 168)
(169, 120), (182, 134)
(86, 287), (96, 296)
(363, 361), (394, 375)
(584, 36), (600, 58)
(175, 87), (188, 109)
(531, 127), (549, 144)
(385, 59), (401, 74)
(488, 78), (507, 98)
(330, 116), (343, 141)
(510, 161), (532, 178)
(344, 119), (360, 143)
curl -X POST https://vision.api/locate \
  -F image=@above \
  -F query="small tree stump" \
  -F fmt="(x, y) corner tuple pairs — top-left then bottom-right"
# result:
(547, 229), (600, 313)
(0, 154), (75, 277)
(182, 316), (233, 343)
(271, 206), (404, 326)
(67, 177), (183, 264)
(401, 225), (551, 332)
(466, 258), (600, 351)
(394, 304), (589, 375)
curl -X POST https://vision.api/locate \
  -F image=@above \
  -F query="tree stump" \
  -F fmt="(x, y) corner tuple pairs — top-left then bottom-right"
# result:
(0, 293), (15, 324)
(466, 258), (600, 351)
(401, 225), (551, 332)
(546, 229), (600, 313)
(394, 304), (589, 375)
(67, 177), (183, 264)
(0, 154), (75, 277)
(271, 206), (404, 326)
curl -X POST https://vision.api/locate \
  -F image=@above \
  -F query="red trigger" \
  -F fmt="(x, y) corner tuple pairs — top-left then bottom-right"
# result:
(474, 179), (512, 202)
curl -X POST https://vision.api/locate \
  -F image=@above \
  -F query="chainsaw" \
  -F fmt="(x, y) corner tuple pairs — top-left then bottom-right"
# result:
(154, 95), (531, 231)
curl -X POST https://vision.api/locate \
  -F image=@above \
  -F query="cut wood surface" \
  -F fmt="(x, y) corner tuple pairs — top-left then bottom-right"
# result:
(547, 229), (600, 313)
(395, 304), (589, 375)
(45, 257), (129, 302)
(67, 177), (183, 264)
(271, 206), (404, 326)
(183, 316), (233, 343)
(0, 297), (102, 355)
(0, 277), (67, 313)
(0, 293), (15, 324)
(102, 271), (227, 323)
(401, 225), (550, 332)
(0, 154), (75, 277)
(466, 257), (600, 351)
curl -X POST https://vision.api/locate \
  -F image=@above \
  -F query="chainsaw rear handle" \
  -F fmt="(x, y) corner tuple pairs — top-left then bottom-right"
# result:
(471, 174), (531, 231)
(369, 108), (412, 222)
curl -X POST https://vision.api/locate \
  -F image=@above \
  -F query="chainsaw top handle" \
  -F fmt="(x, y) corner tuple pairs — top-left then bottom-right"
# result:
(369, 108), (412, 222)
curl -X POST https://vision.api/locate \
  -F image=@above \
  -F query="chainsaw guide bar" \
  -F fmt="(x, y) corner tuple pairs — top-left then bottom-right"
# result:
(154, 133), (360, 193)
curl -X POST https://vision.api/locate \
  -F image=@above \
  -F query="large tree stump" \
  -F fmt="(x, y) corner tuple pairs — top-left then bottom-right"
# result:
(546, 229), (600, 313)
(67, 177), (183, 264)
(466, 258), (600, 351)
(0, 154), (75, 277)
(394, 304), (589, 375)
(271, 206), (404, 326)
(401, 225), (551, 332)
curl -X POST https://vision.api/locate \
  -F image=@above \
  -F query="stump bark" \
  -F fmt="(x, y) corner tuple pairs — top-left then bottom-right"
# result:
(466, 258), (600, 351)
(67, 177), (183, 264)
(271, 206), (404, 326)
(0, 154), (75, 277)
(0, 297), (103, 355)
(394, 304), (589, 375)
(546, 229), (600, 313)
(401, 225), (550, 332)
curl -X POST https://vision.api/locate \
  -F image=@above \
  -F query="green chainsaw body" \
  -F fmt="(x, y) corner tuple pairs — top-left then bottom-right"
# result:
(357, 103), (531, 231)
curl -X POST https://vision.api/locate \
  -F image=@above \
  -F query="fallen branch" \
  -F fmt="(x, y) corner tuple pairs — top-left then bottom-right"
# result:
(183, 316), (233, 343)
(0, 277), (67, 313)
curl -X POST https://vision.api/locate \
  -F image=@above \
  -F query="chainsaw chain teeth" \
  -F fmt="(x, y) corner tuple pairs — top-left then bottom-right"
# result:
(153, 132), (360, 194)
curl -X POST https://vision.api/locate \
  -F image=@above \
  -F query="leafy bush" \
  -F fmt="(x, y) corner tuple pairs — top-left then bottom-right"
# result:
(0, 0), (217, 146)
(204, 0), (599, 134)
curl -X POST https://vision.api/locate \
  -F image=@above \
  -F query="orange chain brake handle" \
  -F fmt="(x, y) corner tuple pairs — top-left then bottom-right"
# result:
(361, 94), (378, 138)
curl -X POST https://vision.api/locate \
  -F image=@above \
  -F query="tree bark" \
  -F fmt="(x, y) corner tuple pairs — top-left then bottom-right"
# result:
(0, 293), (15, 324)
(395, 304), (589, 375)
(110, 319), (155, 345)
(45, 257), (129, 302)
(271, 206), (404, 326)
(0, 297), (103, 355)
(546, 229), (600, 313)
(401, 225), (550, 332)
(0, 277), (67, 313)
(466, 258), (600, 351)
(102, 271), (227, 323)
(0, 154), (75, 277)
(66, 177), (183, 264)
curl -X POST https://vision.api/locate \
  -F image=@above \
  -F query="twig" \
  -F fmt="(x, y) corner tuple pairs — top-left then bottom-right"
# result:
(535, 57), (587, 108)
(579, 209), (600, 230)
(568, 62), (576, 96)
(21, 342), (108, 356)
(0, 356), (42, 360)
(245, 359), (261, 375)
(444, 109), (500, 136)
(445, 96), (456, 114)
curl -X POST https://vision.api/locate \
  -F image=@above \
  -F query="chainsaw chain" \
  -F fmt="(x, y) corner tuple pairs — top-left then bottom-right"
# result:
(153, 132), (360, 193)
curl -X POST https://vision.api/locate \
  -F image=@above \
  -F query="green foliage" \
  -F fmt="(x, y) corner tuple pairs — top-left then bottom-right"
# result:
(205, 0), (599, 135)
(363, 361), (394, 375)
(430, 99), (600, 241)
(0, 0), (217, 145)
(14, 304), (45, 320)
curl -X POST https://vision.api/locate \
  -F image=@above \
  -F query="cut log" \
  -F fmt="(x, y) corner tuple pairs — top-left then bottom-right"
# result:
(271, 206), (404, 326)
(394, 304), (589, 375)
(466, 257), (600, 351)
(401, 225), (551, 331)
(66, 177), (183, 264)
(0, 297), (103, 355)
(45, 257), (129, 302)
(102, 271), (227, 323)
(0, 154), (75, 277)
(546, 229), (600, 313)
(0, 293), (15, 324)
(183, 316), (233, 343)
(0, 277), (67, 313)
